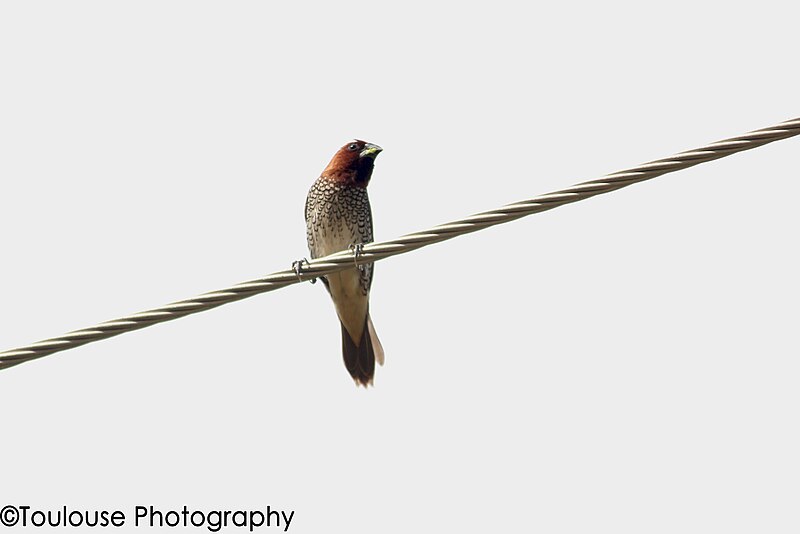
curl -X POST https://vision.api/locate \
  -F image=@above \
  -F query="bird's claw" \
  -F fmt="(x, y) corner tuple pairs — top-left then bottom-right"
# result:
(291, 258), (317, 284)
(349, 243), (365, 271)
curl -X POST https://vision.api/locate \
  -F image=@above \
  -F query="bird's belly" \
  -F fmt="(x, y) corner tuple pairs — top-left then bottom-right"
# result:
(328, 268), (368, 341)
(314, 229), (357, 258)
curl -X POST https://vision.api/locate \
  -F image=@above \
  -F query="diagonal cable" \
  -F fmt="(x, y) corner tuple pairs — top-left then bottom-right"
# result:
(1, 117), (798, 371)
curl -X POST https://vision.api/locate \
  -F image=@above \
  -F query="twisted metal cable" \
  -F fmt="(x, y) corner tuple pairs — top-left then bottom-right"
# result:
(1, 117), (798, 371)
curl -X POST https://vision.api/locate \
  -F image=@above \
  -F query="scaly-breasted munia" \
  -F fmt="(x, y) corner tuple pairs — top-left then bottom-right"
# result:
(305, 140), (385, 386)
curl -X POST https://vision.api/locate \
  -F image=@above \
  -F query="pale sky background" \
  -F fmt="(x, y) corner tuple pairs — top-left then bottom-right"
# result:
(1, 2), (798, 533)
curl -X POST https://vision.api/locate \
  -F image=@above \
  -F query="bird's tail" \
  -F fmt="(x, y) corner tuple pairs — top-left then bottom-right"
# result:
(341, 314), (383, 386)
(368, 315), (384, 367)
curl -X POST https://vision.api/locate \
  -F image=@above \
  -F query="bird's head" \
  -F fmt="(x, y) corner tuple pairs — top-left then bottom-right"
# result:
(322, 139), (383, 186)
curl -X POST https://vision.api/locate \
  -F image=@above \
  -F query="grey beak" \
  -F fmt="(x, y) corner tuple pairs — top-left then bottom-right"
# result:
(360, 143), (383, 159)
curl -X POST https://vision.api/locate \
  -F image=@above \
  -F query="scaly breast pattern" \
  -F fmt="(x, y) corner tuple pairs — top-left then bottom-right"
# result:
(305, 176), (374, 297)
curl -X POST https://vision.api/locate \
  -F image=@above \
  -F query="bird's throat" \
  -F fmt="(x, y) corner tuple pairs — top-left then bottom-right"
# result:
(354, 158), (375, 186)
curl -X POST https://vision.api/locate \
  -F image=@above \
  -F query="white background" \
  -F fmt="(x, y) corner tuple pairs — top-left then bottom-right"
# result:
(1, 1), (798, 533)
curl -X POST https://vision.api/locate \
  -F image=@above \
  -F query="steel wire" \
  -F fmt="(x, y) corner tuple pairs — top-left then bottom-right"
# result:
(1, 117), (798, 371)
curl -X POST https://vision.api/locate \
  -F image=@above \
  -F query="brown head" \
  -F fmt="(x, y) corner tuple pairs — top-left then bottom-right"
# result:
(321, 140), (383, 186)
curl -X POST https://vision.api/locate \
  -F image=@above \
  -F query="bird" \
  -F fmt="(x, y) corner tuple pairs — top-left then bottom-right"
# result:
(304, 140), (385, 386)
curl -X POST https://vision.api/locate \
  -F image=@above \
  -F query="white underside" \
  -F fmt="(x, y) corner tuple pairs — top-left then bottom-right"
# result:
(313, 214), (381, 362)
(327, 268), (368, 343)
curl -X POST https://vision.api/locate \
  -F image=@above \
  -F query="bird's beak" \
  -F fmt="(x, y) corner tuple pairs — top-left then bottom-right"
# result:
(360, 143), (383, 159)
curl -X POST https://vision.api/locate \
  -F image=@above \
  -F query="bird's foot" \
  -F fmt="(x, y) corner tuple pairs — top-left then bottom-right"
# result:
(349, 243), (365, 272)
(291, 257), (317, 284)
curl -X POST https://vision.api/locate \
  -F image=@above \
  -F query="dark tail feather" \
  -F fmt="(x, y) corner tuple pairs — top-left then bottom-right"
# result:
(341, 319), (375, 387)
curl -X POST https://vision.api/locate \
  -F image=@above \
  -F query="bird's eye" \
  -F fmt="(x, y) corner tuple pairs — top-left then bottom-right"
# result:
(348, 143), (358, 151)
